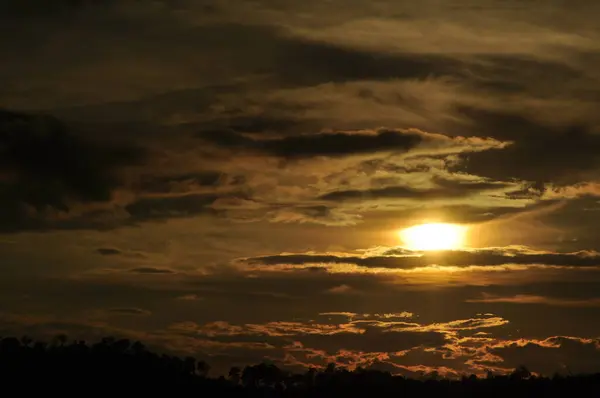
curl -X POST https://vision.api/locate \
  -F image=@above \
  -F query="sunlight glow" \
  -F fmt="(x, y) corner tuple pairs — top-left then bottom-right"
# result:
(399, 223), (467, 251)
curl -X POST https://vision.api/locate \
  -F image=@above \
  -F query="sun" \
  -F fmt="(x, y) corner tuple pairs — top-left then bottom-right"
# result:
(399, 223), (467, 251)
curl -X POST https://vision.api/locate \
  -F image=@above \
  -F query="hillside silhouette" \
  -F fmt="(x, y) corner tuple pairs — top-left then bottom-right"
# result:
(1, 335), (600, 396)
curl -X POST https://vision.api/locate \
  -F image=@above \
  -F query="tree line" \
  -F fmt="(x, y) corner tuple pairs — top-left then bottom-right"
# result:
(1, 335), (599, 396)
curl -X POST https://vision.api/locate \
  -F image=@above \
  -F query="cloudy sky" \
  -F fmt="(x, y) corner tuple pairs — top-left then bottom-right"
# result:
(2, 0), (600, 377)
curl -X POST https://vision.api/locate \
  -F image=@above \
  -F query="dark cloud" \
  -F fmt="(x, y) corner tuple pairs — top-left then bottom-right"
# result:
(0, 109), (141, 202)
(124, 193), (221, 221)
(197, 128), (424, 158)
(128, 267), (175, 275)
(96, 248), (121, 256)
(451, 107), (600, 185)
(320, 177), (511, 201)
(246, 247), (600, 270)
(221, 115), (307, 134)
(275, 40), (464, 86)
(262, 129), (423, 158)
(196, 126), (507, 160)
(96, 247), (146, 258)
(0, 109), (143, 231)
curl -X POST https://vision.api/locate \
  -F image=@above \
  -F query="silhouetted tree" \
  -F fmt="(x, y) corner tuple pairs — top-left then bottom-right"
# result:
(1, 335), (600, 396)
(511, 365), (532, 380)
(183, 356), (196, 375)
(197, 360), (210, 377)
(20, 335), (33, 347)
(53, 334), (67, 347)
(229, 366), (242, 384)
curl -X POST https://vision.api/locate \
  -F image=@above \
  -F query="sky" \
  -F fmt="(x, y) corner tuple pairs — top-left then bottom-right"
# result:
(2, 0), (600, 378)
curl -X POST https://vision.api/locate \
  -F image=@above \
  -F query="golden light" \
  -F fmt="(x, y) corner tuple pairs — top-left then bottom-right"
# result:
(399, 223), (467, 251)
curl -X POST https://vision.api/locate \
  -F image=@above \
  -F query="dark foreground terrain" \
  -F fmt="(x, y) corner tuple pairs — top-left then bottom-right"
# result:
(1, 336), (599, 396)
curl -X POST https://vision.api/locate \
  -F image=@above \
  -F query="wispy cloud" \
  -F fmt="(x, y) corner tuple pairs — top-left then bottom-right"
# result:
(466, 294), (600, 307)
(108, 308), (152, 316)
(128, 267), (175, 275)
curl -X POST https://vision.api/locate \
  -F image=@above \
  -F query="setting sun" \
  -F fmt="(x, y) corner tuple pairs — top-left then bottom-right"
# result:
(399, 223), (467, 251)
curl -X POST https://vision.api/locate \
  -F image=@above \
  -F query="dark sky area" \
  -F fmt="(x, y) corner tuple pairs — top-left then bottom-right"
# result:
(2, 0), (600, 377)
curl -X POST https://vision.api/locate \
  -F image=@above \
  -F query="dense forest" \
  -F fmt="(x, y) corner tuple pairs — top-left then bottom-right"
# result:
(1, 335), (599, 396)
